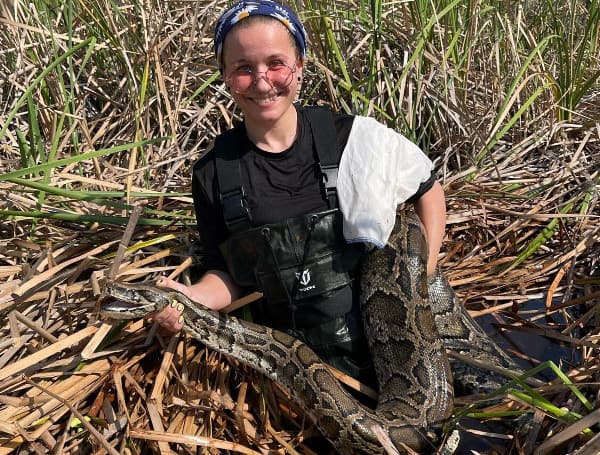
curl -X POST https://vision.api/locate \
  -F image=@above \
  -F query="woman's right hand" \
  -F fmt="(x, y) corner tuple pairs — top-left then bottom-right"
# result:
(150, 276), (192, 333)
(150, 271), (243, 333)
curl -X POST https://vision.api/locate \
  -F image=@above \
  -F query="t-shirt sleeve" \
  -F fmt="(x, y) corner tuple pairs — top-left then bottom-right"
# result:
(405, 170), (436, 203)
(333, 111), (436, 203)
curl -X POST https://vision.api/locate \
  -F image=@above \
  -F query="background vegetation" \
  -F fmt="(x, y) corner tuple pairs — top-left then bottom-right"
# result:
(0, 0), (598, 453)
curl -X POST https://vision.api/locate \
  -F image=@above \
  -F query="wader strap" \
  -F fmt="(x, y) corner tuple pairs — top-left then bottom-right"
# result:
(305, 106), (340, 209)
(215, 107), (341, 232)
(214, 129), (253, 232)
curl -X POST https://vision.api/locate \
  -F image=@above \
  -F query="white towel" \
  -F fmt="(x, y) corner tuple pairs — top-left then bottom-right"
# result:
(337, 116), (434, 248)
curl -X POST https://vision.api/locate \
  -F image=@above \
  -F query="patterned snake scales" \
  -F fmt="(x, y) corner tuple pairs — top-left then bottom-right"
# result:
(102, 212), (520, 454)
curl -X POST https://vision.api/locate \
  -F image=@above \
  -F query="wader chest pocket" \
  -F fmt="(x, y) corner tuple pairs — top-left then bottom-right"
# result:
(220, 210), (362, 303)
(256, 252), (354, 303)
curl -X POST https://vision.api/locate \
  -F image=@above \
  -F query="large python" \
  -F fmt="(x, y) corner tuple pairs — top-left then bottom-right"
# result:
(101, 211), (520, 454)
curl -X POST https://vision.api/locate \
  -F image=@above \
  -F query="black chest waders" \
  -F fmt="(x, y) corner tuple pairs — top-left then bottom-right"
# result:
(214, 107), (376, 385)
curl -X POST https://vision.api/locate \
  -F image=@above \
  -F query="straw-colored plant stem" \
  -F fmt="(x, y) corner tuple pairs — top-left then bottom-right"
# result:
(0, 0), (599, 453)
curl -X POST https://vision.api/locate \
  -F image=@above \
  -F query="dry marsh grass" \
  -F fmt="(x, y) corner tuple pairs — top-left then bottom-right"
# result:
(0, 0), (599, 453)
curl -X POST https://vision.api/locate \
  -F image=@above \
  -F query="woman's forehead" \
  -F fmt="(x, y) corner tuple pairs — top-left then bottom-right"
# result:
(223, 20), (297, 62)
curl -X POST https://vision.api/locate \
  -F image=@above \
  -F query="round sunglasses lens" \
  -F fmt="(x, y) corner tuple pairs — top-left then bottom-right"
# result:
(230, 73), (253, 93)
(268, 66), (293, 87)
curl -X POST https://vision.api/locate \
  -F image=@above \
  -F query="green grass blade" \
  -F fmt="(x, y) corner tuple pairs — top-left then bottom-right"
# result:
(185, 71), (220, 105)
(475, 82), (548, 165)
(0, 138), (165, 182)
(0, 37), (96, 141)
(503, 200), (575, 273)
(7, 178), (195, 221)
(0, 210), (179, 226)
(100, 234), (178, 259)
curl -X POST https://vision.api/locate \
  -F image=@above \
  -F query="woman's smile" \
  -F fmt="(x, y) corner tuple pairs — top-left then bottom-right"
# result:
(222, 19), (302, 137)
(251, 95), (279, 104)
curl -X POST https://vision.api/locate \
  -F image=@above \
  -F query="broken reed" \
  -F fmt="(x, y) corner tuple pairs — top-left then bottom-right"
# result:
(0, 0), (599, 454)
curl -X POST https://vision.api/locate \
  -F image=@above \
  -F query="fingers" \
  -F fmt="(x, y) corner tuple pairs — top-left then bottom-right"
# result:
(151, 277), (187, 333)
(156, 276), (188, 295)
(151, 306), (184, 333)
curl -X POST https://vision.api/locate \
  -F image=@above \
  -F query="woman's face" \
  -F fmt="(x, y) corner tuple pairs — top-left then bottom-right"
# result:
(222, 19), (303, 128)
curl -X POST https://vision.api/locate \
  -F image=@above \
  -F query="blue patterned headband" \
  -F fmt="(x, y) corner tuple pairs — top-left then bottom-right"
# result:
(214, 1), (307, 67)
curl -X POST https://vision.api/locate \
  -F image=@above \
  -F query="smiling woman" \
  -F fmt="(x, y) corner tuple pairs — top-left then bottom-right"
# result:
(220, 17), (304, 148)
(4, 0), (597, 453)
(153, 0), (449, 426)
(154, 0), (448, 384)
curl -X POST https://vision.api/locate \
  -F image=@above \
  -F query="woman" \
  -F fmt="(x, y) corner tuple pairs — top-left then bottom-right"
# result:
(155, 0), (446, 385)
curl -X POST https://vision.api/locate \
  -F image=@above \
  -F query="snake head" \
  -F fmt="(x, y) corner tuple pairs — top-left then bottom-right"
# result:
(101, 280), (171, 319)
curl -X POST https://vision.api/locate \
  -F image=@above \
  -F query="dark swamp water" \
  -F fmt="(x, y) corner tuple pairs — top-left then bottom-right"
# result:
(452, 297), (586, 454)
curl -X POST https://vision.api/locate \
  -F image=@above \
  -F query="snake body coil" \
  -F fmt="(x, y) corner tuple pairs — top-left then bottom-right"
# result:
(102, 212), (518, 454)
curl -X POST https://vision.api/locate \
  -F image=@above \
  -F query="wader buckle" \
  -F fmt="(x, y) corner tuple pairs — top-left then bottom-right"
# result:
(318, 163), (338, 206)
(221, 187), (251, 230)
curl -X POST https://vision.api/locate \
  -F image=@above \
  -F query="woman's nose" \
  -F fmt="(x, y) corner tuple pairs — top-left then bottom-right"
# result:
(253, 72), (274, 91)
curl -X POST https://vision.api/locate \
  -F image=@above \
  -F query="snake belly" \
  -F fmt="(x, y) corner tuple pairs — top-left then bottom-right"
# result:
(102, 212), (517, 454)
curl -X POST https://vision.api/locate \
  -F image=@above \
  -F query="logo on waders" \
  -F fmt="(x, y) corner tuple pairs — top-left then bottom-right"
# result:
(295, 269), (315, 292)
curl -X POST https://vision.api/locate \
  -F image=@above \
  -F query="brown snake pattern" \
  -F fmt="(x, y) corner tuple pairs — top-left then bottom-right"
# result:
(102, 211), (519, 454)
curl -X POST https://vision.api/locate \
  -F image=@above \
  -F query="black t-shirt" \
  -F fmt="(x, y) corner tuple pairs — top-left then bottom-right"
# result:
(191, 104), (434, 273)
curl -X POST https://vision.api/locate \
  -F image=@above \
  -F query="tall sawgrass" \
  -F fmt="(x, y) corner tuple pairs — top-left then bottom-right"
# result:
(297, 0), (599, 161)
(541, 0), (600, 122)
(0, 2), (598, 451)
(1, 0), (599, 235)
